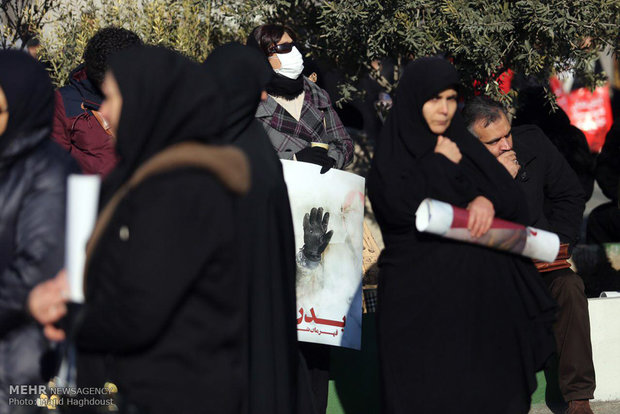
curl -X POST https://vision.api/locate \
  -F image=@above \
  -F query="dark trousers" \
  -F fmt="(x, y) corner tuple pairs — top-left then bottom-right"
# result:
(543, 268), (596, 401)
(299, 342), (330, 413)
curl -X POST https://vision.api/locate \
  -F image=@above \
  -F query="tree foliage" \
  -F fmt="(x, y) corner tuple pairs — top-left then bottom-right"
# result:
(315, 0), (620, 104)
(0, 0), (59, 49)
(37, 0), (289, 86)
(4, 0), (618, 105)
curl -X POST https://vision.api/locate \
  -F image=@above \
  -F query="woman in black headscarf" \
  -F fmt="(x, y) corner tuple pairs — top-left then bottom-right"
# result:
(30, 46), (251, 414)
(203, 43), (316, 414)
(0, 51), (75, 411)
(367, 57), (556, 413)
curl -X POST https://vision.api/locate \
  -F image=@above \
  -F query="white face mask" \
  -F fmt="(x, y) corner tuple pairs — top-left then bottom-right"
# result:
(274, 46), (304, 80)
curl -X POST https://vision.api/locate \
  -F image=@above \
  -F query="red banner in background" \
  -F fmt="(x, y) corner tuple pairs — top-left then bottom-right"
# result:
(550, 77), (613, 153)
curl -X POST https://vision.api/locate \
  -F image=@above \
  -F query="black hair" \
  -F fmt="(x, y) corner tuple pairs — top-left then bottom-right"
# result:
(462, 96), (509, 135)
(25, 37), (40, 48)
(246, 24), (297, 56)
(83, 27), (142, 88)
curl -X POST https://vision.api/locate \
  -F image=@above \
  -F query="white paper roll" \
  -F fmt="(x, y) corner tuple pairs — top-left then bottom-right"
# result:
(600, 291), (620, 298)
(415, 198), (560, 263)
(522, 227), (561, 263)
(415, 198), (453, 235)
(65, 175), (100, 303)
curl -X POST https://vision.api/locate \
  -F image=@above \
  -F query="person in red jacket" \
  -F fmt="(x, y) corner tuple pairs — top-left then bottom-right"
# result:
(52, 27), (141, 176)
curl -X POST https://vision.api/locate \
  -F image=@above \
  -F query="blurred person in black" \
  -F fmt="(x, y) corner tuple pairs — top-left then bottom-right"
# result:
(464, 96), (595, 414)
(0, 51), (75, 414)
(29, 46), (251, 414)
(572, 122), (620, 297)
(513, 85), (595, 200)
(587, 122), (620, 244)
(203, 42), (317, 414)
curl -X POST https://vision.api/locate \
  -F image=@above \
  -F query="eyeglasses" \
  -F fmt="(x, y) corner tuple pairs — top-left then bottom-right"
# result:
(268, 42), (295, 55)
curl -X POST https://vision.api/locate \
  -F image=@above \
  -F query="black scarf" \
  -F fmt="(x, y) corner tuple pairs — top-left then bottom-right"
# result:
(266, 73), (304, 100)
(0, 50), (54, 156)
(101, 46), (223, 205)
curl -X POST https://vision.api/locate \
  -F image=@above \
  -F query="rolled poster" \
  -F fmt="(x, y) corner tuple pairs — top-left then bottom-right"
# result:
(65, 175), (101, 303)
(415, 198), (560, 263)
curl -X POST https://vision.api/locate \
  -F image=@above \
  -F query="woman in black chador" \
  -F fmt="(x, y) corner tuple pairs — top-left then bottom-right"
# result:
(30, 46), (252, 414)
(367, 57), (556, 413)
(203, 43), (317, 414)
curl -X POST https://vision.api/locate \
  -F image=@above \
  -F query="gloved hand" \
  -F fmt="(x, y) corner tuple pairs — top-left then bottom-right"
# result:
(295, 146), (336, 174)
(302, 207), (334, 262)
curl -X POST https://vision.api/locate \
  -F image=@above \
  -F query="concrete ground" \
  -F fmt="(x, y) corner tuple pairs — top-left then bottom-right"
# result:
(530, 401), (620, 414)
(585, 182), (609, 215)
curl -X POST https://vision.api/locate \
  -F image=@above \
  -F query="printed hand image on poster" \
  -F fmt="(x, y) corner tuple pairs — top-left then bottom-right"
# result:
(281, 160), (364, 350)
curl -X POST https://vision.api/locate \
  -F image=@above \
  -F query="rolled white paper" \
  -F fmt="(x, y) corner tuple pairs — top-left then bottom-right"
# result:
(415, 198), (560, 263)
(65, 175), (100, 303)
(600, 291), (620, 298)
(415, 197), (453, 234)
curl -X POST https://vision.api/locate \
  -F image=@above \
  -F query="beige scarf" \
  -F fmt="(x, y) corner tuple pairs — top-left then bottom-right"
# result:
(83, 141), (250, 291)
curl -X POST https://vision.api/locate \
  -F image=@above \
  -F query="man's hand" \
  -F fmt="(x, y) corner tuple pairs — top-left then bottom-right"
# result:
(434, 136), (462, 164)
(28, 269), (69, 341)
(497, 150), (520, 179)
(302, 207), (334, 262)
(466, 196), (495, 238)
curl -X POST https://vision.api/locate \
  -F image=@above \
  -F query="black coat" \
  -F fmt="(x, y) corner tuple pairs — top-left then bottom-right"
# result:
(203, 43), (316, 414)
(76, 168), (247, 414)
(0, 129), (75, 335)
(0, 128), (75, 401)
(234, 122), (306, 414)
(512, 125), (586, 247)
(67, 46), (252, 414)
(0, 50), (76, 406)
(595, 122), (620, 203)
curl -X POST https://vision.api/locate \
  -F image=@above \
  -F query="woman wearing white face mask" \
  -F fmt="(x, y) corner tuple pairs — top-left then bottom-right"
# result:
(248, 24), (354, 174)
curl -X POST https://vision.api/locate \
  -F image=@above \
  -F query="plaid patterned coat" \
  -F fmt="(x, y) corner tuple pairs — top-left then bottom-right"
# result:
(255, 77), (354, 169)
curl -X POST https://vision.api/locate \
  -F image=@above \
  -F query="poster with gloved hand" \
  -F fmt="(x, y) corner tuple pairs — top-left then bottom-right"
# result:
(281, 160), (364, 350)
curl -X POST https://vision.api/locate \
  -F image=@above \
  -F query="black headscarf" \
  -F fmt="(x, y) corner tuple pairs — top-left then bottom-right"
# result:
(0, 50), (54, 156)
(202, 42), (273, 142)
(101, 46), (222, 204)
(378, 57), (461, 160)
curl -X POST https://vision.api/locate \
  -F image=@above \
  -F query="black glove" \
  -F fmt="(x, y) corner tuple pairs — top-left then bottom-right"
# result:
(295, 146), (336, 174)
(302, 207), (334, 262)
